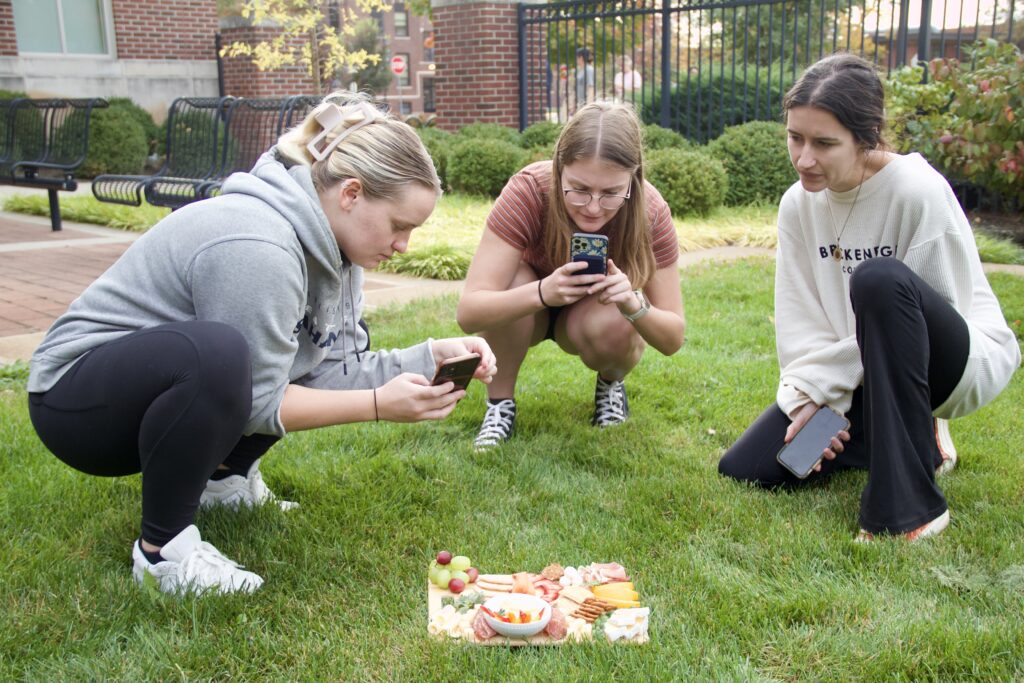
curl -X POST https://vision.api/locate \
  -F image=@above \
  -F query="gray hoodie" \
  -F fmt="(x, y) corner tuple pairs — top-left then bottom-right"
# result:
(28, 150), (435, 437)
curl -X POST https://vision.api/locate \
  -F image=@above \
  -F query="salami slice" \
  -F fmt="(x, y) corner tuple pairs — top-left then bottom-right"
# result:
(472, 609), (497, 641)
(544, 607), (568, 641)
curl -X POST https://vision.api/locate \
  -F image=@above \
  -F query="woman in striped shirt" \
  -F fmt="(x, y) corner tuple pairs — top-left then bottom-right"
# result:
(456, 101), (686, 449)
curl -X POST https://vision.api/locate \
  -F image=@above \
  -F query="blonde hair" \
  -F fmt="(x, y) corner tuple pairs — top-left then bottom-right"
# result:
(545, 100), (655, 288)
(277, 91), (440, 200)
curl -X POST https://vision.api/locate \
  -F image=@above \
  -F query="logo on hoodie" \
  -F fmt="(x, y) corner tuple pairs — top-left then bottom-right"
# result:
(295, 302), (341, 349)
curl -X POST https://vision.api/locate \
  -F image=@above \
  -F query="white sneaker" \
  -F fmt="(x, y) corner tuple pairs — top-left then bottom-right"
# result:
(132, 525), (264, 595)
(200, 459), (298, 511)
(855, 509), (951, 543)
(935, 418), (957, 476)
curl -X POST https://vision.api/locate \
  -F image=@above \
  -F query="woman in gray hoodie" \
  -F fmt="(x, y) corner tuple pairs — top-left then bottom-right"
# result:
(26, 93), (496, 595)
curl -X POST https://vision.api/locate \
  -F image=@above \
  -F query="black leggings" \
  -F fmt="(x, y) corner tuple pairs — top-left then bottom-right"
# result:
(718, 258), (970, 534)
(29, 321), (279, 546)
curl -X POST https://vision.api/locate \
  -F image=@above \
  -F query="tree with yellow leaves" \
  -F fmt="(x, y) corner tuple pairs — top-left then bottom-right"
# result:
(221, 0), (392, 93)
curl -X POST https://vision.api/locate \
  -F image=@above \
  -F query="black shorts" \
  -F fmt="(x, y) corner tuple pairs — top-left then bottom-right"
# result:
(544, 305), (564, 341)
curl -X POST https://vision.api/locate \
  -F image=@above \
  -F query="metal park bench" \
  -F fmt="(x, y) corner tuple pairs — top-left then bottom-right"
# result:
(93, 95), (321, 209)
(0, 97), (108, 231)
(92, 96), (232, 210)
(199, 95), (317, 199)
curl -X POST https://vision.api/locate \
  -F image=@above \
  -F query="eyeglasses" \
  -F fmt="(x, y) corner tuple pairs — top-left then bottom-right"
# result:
(562, 188), (631, 211)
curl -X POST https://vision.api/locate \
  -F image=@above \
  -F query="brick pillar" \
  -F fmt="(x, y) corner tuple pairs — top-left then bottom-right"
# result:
(431, 0), (522, 131)
(0, 0), (17, 57)
(219, 22), (319, 98)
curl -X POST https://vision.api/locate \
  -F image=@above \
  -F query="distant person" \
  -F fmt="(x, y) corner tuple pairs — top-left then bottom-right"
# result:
(718, 54), (1020, 541)
(614, 55), (642, 100)
(457, 101), (685, 449)
(27, 92), (496, 595)
(574, 48), (596, 112)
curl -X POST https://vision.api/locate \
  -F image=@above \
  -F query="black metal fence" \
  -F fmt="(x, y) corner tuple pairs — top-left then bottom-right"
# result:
(518, 0), (1022, 141)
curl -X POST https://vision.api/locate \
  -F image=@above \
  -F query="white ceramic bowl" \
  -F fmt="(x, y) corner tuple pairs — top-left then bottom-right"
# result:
(481, 593), (551, 638)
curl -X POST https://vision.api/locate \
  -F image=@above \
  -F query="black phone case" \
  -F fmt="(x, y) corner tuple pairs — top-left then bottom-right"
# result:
(776, 407), (850, 479)
(432, 356), (480, 390)
(570, 233), (608, 275)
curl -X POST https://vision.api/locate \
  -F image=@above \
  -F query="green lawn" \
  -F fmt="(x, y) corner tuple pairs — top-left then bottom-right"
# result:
(2, 259), (1023, 680)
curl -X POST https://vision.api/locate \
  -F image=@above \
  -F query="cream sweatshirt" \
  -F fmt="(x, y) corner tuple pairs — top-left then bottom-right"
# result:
(774, 153), (1020, 419)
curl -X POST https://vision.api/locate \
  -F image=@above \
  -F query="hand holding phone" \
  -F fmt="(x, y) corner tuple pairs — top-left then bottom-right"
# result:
(570, 232), (609, 275)
(431, 353), (481, 392)
(777, 407), (850, 479)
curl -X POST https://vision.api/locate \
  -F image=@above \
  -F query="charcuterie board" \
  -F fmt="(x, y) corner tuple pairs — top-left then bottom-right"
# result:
(426, 561), (650, 646)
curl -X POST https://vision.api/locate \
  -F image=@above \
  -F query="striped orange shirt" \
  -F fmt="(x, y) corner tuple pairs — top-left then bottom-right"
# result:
(486, 160), (679, 277)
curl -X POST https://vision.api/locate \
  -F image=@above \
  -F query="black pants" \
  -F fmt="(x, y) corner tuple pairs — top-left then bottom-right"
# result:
(29, 321), (280, 546)
(719, 258), (970, 534)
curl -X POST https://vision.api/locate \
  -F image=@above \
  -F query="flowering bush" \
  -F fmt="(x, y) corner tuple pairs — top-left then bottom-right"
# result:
(887, 40), (1024, 203)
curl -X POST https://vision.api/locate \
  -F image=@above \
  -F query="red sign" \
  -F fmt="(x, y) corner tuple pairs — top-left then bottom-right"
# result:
(390, 55), (407, 76)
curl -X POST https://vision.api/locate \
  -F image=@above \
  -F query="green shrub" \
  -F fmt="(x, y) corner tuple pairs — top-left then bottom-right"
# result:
(156, 108), (226, 176)
(79, 105), (148, 177)
(105, 97), (160, 155)
(376, 244), (471, 280)
(447, 138), (526, 198)
(886, 41), (1024, 205)
(456, 122), (522, 146)
(520, 121), (563, 151)
(708, 121), (796, 206)
(524, 145), (552, 164)
(643, 123), (691, 151)
(639, 65), (794, 143)
(645, 148), (727, 217)
(417, 127), (453, 190)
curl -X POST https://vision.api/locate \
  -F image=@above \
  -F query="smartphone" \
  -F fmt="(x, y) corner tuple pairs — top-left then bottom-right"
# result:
(570, 232), (609, 275)
(776, 407), (851, 479)
(431, 353), (481, 391)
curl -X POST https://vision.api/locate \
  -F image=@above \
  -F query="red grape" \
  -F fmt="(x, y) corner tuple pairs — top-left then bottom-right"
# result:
(448, 578), (466, 594)
(436, 550), (452, 565)
(466, 567), (479, 583)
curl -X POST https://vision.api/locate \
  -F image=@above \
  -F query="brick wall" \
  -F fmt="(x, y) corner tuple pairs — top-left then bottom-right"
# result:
(111, 0), (218, 60)
(0, 0), (16, 58)
(219, 25), (317, 98)
(431, 0), (520, 131)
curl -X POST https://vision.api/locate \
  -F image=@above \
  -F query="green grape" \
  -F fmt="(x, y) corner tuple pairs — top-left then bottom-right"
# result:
(451, 570), (470, 584)
(434, 568), (451, 588)
(428, 561), (441, 584)
(449, 555), (471, 572)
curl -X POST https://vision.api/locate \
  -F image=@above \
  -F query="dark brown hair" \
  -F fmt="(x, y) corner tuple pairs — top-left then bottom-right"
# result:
(783, 53), (887, 151)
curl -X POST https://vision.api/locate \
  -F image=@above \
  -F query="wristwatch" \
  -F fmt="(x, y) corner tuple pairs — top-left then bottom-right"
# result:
(622, 289), (650, 323)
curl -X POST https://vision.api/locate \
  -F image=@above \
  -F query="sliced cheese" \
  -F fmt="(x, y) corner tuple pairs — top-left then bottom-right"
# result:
(599, 596), (642, 609)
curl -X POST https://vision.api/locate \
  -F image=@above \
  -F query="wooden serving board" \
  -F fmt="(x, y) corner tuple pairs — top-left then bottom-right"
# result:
(427, 582), (562, 646)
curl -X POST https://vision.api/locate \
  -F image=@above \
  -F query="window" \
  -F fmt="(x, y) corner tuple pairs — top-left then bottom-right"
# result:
(394, 3), (409, 38)
(396, 52), (411, 87)
(422, 77), (435, 113)
(12, 0), (109, 55)
(399, 101), (412, 115)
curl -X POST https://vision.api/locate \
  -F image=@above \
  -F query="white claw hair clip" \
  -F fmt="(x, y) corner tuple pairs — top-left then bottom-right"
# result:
(306, 101), (380, 162)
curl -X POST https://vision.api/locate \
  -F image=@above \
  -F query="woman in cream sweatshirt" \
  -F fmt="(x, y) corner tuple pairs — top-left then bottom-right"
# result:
(718, 54), (1019, 541)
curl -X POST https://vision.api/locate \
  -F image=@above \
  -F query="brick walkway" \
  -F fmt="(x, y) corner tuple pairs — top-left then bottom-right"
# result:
(0, 211), (462, 363)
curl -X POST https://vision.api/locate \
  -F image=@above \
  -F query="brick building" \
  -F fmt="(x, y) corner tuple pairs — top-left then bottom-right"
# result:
(0, 0), (219, 120)
(0, 0), (522, 128)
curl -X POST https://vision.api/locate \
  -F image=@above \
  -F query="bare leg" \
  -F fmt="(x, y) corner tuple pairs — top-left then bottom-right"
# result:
(481, 261), (549, 399)
(556, 294), (645, 380)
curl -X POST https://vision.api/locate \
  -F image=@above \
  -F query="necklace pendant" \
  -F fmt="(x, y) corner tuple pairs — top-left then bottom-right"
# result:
(832, 245), (842, 261)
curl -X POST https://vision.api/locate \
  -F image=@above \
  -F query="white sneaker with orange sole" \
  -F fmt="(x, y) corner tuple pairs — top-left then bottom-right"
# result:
(855, 509), (950, 543)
